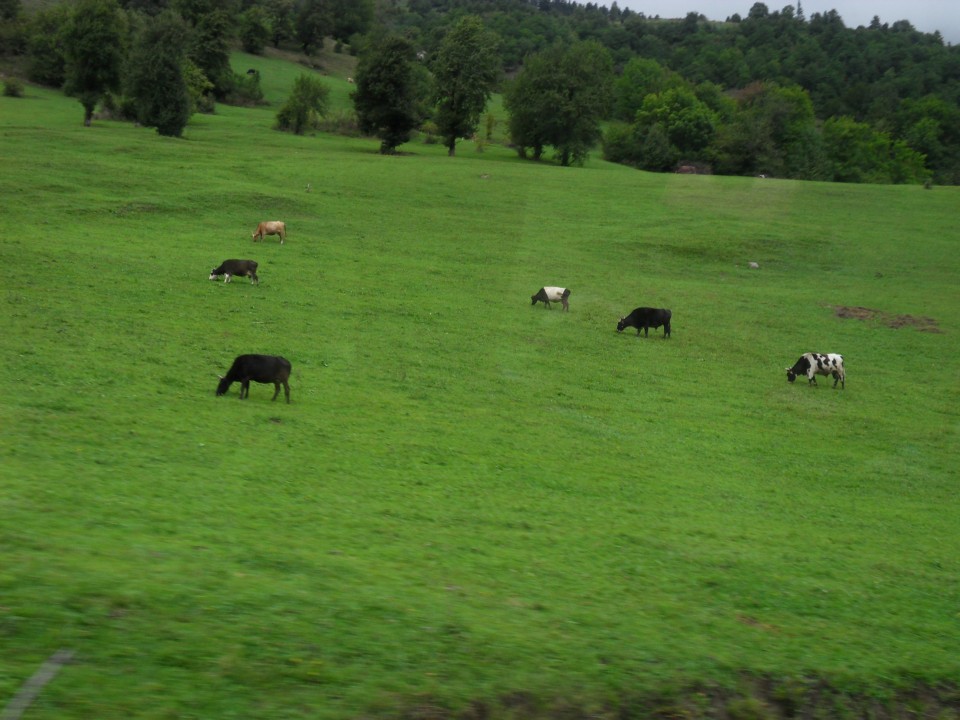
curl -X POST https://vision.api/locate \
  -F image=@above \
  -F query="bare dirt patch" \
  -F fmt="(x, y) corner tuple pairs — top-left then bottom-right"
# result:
(834, 306), (942, 333)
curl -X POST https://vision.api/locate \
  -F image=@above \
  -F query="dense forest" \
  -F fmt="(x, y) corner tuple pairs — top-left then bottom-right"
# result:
(2, 0), (959, 183)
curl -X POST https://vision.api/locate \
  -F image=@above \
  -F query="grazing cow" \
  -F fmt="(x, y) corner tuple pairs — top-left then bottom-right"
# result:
(617, 307), (672, 338)
(531, 286), (571, 311)
(252, 221), (286, 244)
(786, 353), (845, 389)
(209, 259), (259, 285)
(216, 354), (292, 402)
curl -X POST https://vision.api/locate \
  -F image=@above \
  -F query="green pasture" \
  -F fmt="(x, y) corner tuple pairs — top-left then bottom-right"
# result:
(1, 63), (958, 720)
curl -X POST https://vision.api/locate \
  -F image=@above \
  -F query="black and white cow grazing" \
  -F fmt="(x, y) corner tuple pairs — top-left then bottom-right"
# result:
(531, 286), (571, 311)
(786, 353), (845, 389)
(617, 307), (672, 337)
(216, 354), (292, 402)
(210, 259), (259, 285)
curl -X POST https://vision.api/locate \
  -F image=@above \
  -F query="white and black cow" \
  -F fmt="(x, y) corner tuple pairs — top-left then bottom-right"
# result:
(210, 259), (259, 285)
(531, 286), (571, 311)
(786, 352), (845, 389)
(216, 354), (292, 402)
(617, 307), (672, 337)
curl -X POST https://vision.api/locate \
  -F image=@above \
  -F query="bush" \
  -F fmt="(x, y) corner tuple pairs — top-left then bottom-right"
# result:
(96, 91), (137, 120)
(3, 76), (25, 97)
(316, 109), (360, 136)
(223, 70), (264, 107)
(275, 73), (329, 134)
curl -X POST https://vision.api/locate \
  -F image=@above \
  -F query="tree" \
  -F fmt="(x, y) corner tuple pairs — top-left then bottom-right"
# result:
(126, 11), (192, 137)
(275, 73), (329, 134)
(431, 15), (500, 156)
(26, 4), (70, 87)
(352, 34), (429, 154)
(295, 0), (331, 55)
(329, 0), (372, 41)
(239, 6), (270, 55)
(504, 40), (613, 166)
(62, 0), (125, 126)
(190, 9), (233, 99)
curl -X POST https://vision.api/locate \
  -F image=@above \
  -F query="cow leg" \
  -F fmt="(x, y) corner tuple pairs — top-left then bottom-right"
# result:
(282, 381), (290, 403)
(224, 274), (231, 283)
(271, 382), (280, 401)
(562, 298), (569, 311)
(240, 381), (249, 399)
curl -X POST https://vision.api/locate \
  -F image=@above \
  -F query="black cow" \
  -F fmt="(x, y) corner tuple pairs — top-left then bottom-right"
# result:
(210, 259), (259, 285)
(616, 307), (672, 337)
(216, 354), (292, 402)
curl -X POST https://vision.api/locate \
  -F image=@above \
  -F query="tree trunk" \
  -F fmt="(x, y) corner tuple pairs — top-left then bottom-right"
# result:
(83, 104), (94, 127)
(446, 138), (456, 156)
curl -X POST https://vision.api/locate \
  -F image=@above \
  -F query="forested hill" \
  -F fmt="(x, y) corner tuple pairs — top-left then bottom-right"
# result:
(384, 0), (960, 183)
(3, 0), (959, 182)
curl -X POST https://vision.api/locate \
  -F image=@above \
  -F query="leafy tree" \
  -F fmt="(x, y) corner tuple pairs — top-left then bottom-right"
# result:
(822, 116), (926, 184)
(62, 0), (125, 126)
(635, 87), (718, 157)
(504, 40), (612, 166)
(431, 15), (500, 156)
(329, 0), (372, 41)
(0, 0), (20, 21)
(295, 0), (331, 55)
(275, 72), (329, 134)
(264, 0), (294, 48)
(239, 6), (270, 54)
(26, 4), (70, 87)
(352, 34), (428, 154)
(126, 11), (192, 136)
(190, 9), (233, 99)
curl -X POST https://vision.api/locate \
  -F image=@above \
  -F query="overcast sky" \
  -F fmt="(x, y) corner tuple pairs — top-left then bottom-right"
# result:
(614, 1), (960, 44)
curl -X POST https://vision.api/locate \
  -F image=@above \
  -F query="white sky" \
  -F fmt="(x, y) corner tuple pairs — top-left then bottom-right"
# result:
(614, 1), (960, 44)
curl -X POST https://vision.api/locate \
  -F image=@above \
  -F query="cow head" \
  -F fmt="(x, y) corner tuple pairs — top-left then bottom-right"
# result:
(209, 270), (219, 280)
(616, 318), (626, 333)
(786, 368), (797, 383)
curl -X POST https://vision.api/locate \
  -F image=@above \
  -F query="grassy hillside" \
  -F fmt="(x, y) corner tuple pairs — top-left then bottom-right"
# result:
(1, 68), (958, 720)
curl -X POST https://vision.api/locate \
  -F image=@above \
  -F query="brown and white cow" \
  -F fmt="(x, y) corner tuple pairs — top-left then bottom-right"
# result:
(252, 221), (286, 244)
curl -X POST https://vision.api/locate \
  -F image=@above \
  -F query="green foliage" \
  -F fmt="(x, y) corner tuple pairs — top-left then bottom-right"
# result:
(275, 71), (329, 134)
(26, 4), (70, 87)
(328, 0), (372, 41)
(352, 33), (429, 154)
(183, 58), (215, 113)
(239, 6), (270, 55)
(2, 76), (25, 97)
(125, 11), (192, 137)
(431, 15), (500, 156)
(823, 116), (927, 184)
(62, 0), (126, 126)
(190, 9), (234, 99)
(504, 40), (612, 166)
(0, 0), (19, 21)
(635, 87), (718, 157)
(613, 56), (683, 122)
(295, 0), (331, 55)
(224, 69), (265, 106)
(264, 0), (294, 48)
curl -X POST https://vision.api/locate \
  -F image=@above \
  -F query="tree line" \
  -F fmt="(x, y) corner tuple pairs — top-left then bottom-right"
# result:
(2, 0), (958, 183)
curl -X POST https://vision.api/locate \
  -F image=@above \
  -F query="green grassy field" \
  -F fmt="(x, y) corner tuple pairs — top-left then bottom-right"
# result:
(2, 58), (959, 719)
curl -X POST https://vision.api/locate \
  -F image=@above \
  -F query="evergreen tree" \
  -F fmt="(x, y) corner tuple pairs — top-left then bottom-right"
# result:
(431, 15), (500, 156)
(126, 11), (192, 137)
(62, 0), (125, 126)
(352, 34), (428, 154)
(190, 9), (233, 99)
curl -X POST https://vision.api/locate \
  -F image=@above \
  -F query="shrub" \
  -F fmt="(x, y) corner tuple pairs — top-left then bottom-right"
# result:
(275, 73), (329, 134)
(3, 76), (25, 97)
(223, 70), (264, 107)
(316, 109), (360, 136)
